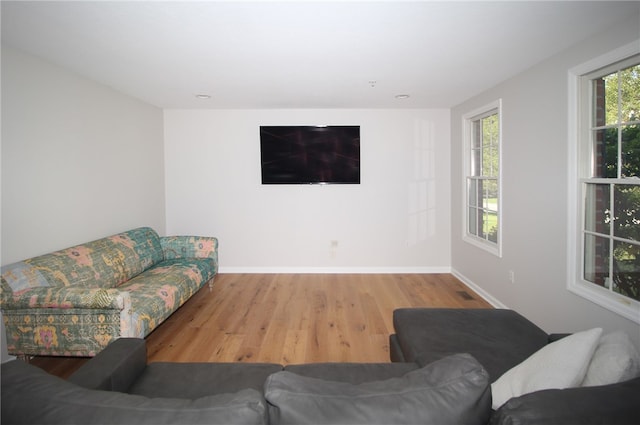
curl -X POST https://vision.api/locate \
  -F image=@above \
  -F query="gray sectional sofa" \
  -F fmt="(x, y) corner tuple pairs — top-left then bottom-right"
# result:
(2, 308), (640, 424)
(1, 338), (490, 425)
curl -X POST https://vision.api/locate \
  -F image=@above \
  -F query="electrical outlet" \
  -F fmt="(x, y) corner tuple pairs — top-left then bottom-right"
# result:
(330, 240), (338, 259)
(508, 270), (515, 284)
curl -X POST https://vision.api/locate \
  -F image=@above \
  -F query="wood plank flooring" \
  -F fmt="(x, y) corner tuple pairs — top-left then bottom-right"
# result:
(29, 273), (491, 378)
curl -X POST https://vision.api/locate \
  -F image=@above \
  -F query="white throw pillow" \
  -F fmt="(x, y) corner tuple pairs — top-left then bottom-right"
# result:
(582, 330), (640, 387)
(491, 327), (602, 410)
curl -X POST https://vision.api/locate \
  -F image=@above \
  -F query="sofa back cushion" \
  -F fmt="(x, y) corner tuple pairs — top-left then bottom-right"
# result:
(265, 353), (491, 425)
(490, 376), (640, 425)
(1, 359), (268, 425)
(283, 362), (419, 384)
(129, 362), (284, 399)
(1, 227), (163, 291)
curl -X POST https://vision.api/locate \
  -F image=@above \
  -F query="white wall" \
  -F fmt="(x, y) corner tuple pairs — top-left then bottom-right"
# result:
(451, 14), (640, 346)
(164, 109), (451, 272)
(1, 47), (166, 265)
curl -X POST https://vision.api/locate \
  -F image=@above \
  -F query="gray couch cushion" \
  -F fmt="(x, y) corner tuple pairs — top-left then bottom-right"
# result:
(128, 362), (283, 398)
(1, 360), (268, 425)
(394, 308), (549, 382)
(265, 353), (491, 425)
(283, 362), (418, 384)
(490, 376), (640, 425)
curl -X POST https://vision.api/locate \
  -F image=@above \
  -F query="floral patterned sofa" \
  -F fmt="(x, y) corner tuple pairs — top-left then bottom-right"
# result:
(1, 227), (218, 357)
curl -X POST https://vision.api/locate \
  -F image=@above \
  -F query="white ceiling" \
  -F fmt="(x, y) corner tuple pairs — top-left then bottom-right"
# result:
(2, 1), (638, 109)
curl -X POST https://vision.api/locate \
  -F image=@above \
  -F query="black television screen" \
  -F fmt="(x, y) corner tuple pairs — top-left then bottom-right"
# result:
(260, 126), (360, 185)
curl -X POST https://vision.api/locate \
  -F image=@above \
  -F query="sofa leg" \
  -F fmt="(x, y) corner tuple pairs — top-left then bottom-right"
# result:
(208, 277), (216, 291)
(17, 354), (31, 363)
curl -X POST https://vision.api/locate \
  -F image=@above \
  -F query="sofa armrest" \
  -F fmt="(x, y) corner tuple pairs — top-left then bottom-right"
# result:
(68, 338), (147, 392)
(490, 377), (640, 425)
(160, 235), (218, 261)
(2, 286), (127, 310)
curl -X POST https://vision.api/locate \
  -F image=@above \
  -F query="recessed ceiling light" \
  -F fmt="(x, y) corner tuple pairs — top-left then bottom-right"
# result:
(395, 94), (410, 99)
(195, 94), (211, 99)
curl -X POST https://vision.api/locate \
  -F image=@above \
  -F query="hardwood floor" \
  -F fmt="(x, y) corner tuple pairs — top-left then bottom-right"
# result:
(29, 273), (491, 378)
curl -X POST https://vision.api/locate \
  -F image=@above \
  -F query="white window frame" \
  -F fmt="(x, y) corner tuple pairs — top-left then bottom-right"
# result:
(462, 99), (503, 257)
(567, 41), (640, 324)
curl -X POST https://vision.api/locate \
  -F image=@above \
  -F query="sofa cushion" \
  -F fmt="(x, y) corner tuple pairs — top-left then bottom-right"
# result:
(283, 362), (419, 384)
(393, 308), (549, 382)
(118, 258), (215, 337)
(1, 359), (267, 425)
(490, 376), (640, 425)
(582, 330), (640, 387)
(129, 362), (283, 398)
(146, 258), (217, 293)
(108, 227), (165, 278)
(491, 327), (602, 409)
(264, 353), (491, 425)
(0, 227), (163, 291)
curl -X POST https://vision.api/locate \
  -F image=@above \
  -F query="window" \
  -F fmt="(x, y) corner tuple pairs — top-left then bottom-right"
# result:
(463, 100), (502, 256)
(569, 44), (640, 323)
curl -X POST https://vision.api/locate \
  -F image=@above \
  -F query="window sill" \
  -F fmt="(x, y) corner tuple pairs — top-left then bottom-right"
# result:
(463, 234), (502, 258)
(567, 280), (640, 324)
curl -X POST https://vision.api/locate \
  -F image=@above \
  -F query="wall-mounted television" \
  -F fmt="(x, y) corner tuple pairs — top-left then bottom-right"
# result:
(260, 125), (360, 185)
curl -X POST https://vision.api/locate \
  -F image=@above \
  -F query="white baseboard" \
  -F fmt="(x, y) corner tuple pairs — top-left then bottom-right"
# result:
(218, 266), (452, 274)
(451, 268), (508, 309)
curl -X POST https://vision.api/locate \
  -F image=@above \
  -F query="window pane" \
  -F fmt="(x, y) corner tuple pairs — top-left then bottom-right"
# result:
(620, 64), (640, 124)
(471, 150), (481, 176)
(472, 120), (481, 150)
(482, 144), (498, 177)
(468, 178), (478, 208)
(483, 196), (497, 212)
(614, 184), (640, 241)
(585, 183), (610, 235)
(604, 72), (619, 126)
(612, 240), (640, 301)
(584, 233), (610, 288)
(485, 211), (498, 243)
(592, 77), (607, 127)
(592, 73), (619, 126)
(483, 179), (498, 212)
(479, 210), (487, 239)
(621, 124), (640, 178)
(482, 114), (499, 177)
(468, 207), (478, 236)
(592, 128), (618, 178)
(471, 121), (481, 176)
